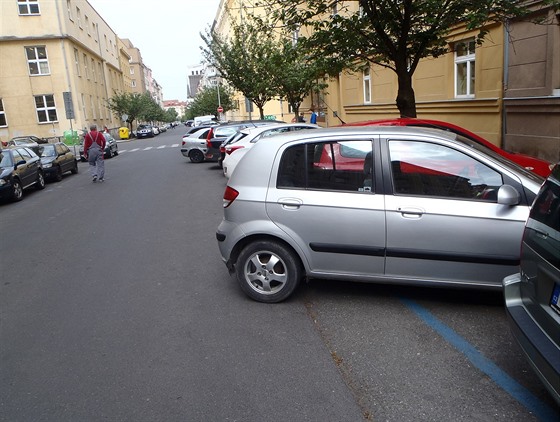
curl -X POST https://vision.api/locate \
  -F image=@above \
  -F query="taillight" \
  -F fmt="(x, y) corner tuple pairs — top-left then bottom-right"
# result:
(182, 140), (186, 146)
(223, 186), (239, 208)
(226, 145), (244, 155)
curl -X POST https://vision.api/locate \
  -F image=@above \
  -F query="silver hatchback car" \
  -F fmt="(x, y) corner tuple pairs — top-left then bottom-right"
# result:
(216, 126), (544, 303)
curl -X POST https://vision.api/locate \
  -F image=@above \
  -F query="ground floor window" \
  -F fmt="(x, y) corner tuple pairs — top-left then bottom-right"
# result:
(35, 95), (58, 123)
(0, 99), (7, 127)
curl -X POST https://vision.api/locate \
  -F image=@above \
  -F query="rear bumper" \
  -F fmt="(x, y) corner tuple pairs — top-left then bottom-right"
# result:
(503, 273), (560, 405)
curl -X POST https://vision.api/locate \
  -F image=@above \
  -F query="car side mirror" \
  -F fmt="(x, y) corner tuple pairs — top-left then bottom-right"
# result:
(497, 184), (520, 205)
(15, 159), (26, 168)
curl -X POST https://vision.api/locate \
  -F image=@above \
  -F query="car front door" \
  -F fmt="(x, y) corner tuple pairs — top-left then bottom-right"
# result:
(266, 137), (386, 278)
(382, 136), (531, 288)
(15, 148), (37, 187)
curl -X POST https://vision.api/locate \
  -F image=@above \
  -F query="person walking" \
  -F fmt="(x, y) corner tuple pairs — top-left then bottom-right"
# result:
(83, 124), (106, 183)
(309, 106), (318, 124)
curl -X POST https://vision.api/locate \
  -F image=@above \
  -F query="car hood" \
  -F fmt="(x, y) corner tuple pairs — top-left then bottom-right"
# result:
(0, 168), (13, 177)
(40, 157), (55, 164)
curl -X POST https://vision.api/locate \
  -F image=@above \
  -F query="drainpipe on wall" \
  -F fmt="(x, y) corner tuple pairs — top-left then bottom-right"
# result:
(502, 20), (510, 150)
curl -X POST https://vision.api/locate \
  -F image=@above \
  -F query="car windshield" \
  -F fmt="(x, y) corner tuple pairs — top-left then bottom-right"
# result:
(38, 144), (56, 157)
(214, 127), (240, 138)
(0, 151), (13, 168)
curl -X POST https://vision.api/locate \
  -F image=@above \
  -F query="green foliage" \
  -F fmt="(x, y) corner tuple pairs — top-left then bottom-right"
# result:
(185, 85), (236, 120)
(107, 91), (169, 127)
(259, 0), (560, 117)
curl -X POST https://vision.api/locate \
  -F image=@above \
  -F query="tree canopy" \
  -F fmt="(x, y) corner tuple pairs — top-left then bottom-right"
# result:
(256, 0), (560, 117)
(185, 85), (236, 120)
(107, 92), (172, 128)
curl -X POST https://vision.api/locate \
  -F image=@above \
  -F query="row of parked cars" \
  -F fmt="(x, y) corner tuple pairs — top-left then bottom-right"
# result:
(178, 117), (558, 404)
(0, 132), (118, 202)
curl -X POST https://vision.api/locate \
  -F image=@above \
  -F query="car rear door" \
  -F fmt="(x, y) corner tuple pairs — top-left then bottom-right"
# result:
(381, 135), (531, 288)
(266, 136), (386, 278)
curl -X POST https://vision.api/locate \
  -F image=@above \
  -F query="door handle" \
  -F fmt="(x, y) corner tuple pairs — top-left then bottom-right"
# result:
(398, 207), (424, 218)
(278, 198), (303, 210)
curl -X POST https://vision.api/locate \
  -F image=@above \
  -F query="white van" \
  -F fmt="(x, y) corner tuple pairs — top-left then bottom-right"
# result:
(193, 115), (217, 127)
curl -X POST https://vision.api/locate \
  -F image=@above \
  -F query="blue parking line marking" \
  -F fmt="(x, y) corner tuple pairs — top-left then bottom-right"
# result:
(400, 297), (559, 422)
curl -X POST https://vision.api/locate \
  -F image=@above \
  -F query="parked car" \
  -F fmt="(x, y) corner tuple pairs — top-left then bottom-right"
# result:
(0, 146), (45, 202)
(503, 163), (560, 405)
(180, 127), (213, 163)
(79, 132), (118, 161)
(137, 124), (155, 138)
(4, 135), (47, 146)
(37, 142), (78, 181)
(222, 123), (320, 178)
(343, 118), (554, 177)
(204, 120), (285, 164)
(216, 126), (544, 303)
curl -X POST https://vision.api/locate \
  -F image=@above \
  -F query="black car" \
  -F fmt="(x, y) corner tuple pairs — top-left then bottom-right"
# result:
(37, 142), (78, 182)
(0, 146), (45, 202)
(136, 124), (155, 138)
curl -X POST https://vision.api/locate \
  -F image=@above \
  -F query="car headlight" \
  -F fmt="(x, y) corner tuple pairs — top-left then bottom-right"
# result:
(0, 178), (7, 186)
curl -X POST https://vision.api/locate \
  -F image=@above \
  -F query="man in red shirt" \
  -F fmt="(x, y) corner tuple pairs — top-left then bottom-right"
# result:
(83, 124), (106, 182)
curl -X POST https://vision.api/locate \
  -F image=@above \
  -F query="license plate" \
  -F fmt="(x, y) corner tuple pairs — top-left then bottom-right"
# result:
(551, 283), (560, 315)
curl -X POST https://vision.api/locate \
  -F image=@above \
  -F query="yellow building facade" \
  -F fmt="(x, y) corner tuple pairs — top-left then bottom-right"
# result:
(0, 0), (128, 143)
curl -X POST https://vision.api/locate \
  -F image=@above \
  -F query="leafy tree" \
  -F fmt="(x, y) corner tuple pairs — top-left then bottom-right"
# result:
(262, 0), (560, 118)
(185, 85), (236, 120)
(106, 92), (147, 129)
(201, 22), (278, 119)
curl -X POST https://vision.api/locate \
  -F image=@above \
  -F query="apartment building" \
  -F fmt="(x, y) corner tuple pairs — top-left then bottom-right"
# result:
(0, 0), (132, 142)
(210, 0), (559, 163)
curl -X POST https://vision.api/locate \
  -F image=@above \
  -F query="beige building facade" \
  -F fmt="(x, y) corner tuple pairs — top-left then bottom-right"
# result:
(210, 1), (559, 163)
(0, 0), (134, 143)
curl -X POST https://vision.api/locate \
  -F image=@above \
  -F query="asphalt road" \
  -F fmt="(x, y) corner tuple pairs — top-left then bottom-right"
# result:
(1, 129), (558, 421)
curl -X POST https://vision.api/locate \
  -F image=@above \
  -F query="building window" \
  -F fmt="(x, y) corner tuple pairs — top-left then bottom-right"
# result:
(98, 62), (103, 84)
(83, 53), (89, 79)
(76, 7), (81, 28)
(81, 94), (86, 119)
(73, 48), (80, 76)
(455, 39), (475, 97)
(90, 95), (96, 120)
(0, 99), (7, 127)
(35, 95), (58, 123)
(67, 0), (73, 20)
(91, 58), (96, 82)
(363, 66), (371, 103)
(130, 67), (134, 75)
(26, 46), (50, 75)
(131, 80), (136, 88)
(85, 16), (90, 35)
(18, 0), (39, 15)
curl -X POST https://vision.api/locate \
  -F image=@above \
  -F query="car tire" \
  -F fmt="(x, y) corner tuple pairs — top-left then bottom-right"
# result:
(71, 160), (78, 174)
(236, 240), (302, 303)
(35, 171), (45, 190)
(12, 179), (23, 201)
(189, 149), (204, 163)
(114, 149), (119, 156)
(54, 166), (63, 182)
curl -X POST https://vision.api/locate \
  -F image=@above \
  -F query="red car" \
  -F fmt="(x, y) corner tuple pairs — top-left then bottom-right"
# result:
(343, 118), (553, 177)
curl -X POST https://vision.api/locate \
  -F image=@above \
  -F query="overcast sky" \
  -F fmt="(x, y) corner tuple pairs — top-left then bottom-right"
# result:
(88, 0), (221, 101)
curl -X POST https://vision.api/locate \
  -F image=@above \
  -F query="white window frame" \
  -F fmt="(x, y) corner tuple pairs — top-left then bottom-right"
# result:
(98, 62), (103, 85)
(83, 53), (89, 79)
(73, 48), (80, 76)
(131, 80), (136, 88)
(26, 46), (50, 76)
(85, 15), (90, 35)
(67, 0), (73, 20)
(91, 58), (96, 82)
(90, 95), (96, 120)
(18, 0), (40, 15)
(363, 66), (371, 104)
(0, 98), (7, 127)
(454, 39), (476, 98)
(35, 94), (58, 123)
(76, 7), (82, 28)
(81, 94), (87, 119)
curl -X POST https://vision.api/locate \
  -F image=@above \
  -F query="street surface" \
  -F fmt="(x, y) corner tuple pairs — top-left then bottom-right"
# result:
(1, 129), (558, 421)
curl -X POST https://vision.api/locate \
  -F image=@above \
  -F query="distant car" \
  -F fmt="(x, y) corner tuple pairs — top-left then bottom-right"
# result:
(5, 135), (47, 145)
(180, 127), (213, 163)
(343, 118), (553, 177)
(158, 124), (167, 133)
(0, 146), (45, 202)
(137, 124), (155, 138)
(79, 133), (118, 161)
(503, 163), (560, 405)
(216, 126), (544, 303)
(37, 142), (78, 182)
(222, 123), (320, 178)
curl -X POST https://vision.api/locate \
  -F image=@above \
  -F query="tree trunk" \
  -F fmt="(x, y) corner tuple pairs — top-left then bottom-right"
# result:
(258, 106), (265, 120)
(395, 70), (417, 118)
